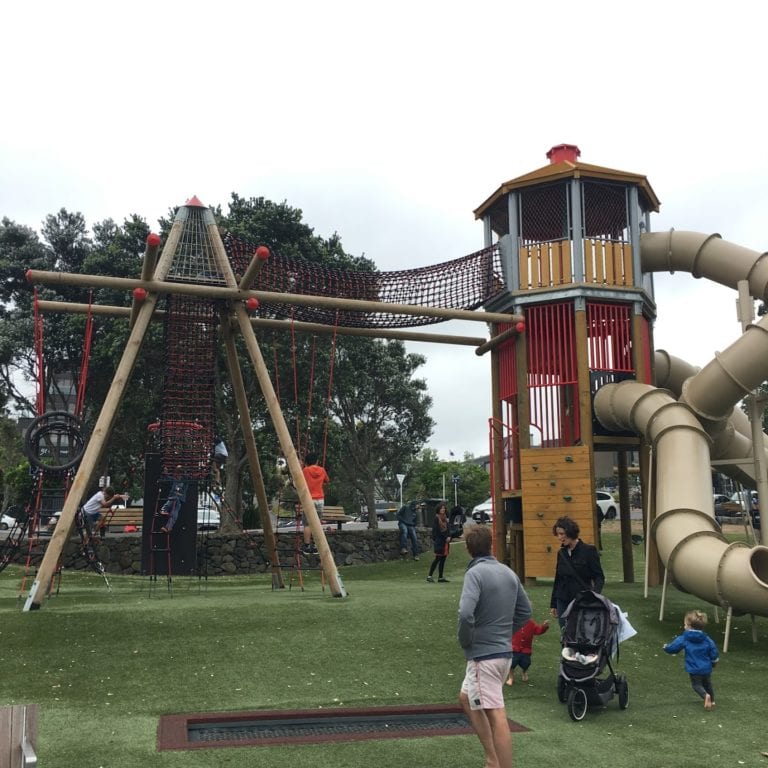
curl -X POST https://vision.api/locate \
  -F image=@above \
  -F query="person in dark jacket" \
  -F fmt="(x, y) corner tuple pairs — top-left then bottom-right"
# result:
(663, 609), (719, 710)
(549, 515), (605, 627)
(426, 502), (452, 582)
(397, 500), (420, 560)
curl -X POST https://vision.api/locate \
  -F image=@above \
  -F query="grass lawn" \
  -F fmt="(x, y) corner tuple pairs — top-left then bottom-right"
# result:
(1, 529), (767, 767)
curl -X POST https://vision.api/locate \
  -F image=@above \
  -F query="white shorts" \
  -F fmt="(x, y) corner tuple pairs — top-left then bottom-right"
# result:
(460, 657), (512, 710)
(302, 500), (324, 526)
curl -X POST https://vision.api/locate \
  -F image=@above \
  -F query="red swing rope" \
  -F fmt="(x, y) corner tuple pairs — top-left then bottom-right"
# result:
(289, 314), (302, 457)
(321, 310), (340, 468)
(302, 336), (317, 462)
(272, 331), (282, 405)
(74, 291), (94, 420)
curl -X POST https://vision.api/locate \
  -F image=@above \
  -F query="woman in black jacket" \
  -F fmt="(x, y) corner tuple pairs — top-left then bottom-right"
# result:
(549, 515), (605, 627)
(426, 503), (452, 583)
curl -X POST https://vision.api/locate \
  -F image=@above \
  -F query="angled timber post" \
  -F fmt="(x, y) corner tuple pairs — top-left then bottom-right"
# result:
(206, 222), (345, 596)
(25, 230), (179, 610)
(232, 303), (345, 596)
(220, 314), (284, 588)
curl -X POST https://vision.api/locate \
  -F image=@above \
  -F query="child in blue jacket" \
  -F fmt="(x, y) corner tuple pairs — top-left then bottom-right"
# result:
(663, 609), (719, 710)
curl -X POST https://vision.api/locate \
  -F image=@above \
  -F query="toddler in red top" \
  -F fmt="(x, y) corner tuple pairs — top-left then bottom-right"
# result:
(506, 617), (550, 685)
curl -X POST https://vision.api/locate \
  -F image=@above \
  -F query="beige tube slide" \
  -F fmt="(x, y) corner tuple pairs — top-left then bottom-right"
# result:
(592, 230), (768, 616)
(594, 381), (768, 615)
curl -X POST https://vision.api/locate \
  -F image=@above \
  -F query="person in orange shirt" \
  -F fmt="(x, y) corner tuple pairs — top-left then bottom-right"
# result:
(301, 453), (329, 555)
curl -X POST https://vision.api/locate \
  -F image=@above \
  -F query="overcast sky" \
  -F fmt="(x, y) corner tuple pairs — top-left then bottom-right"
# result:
(2, 1), (767, 460)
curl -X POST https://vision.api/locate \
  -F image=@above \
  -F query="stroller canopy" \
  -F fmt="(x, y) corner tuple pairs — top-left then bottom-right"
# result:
(561, 590), (619, 652)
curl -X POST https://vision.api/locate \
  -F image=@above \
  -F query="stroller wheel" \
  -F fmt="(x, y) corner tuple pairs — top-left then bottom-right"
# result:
(567, 686), (588, 721)
(617, 677), (629, 709)
(556, 675), (568, 703)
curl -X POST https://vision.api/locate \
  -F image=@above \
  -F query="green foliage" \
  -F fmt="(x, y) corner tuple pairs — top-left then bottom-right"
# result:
(1, 461), (32, 510)
(405, 448), (489, 510)
(327, 337), (434, 519)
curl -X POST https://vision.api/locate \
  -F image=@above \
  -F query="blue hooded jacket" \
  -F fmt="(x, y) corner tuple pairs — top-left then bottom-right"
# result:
(663, 629), (719, 675)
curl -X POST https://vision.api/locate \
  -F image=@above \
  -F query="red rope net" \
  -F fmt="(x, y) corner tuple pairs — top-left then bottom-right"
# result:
(156, 293), (217, 479)
(223, 233), (505, 329)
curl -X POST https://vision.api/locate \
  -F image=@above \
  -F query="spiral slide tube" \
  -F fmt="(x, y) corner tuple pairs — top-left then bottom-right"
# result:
(654, 350), (764, 487)
(589, 230), (768, 616)
(593, 381), (768, 616)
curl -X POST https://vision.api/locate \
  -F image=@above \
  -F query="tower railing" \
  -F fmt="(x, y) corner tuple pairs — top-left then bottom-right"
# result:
(518, 237), (633, 290)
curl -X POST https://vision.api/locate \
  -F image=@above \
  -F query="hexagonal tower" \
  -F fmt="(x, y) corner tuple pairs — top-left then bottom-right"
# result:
(474, 145), (660, 581)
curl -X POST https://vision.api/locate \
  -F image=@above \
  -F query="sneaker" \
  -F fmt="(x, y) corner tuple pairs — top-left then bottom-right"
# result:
(413, 556), (419, 561)
(400, 548), (407, 555)
(438, 577), (449, 583)
(302, 544), (312, 555)
(311, 545), (319, 554)
(426, 576), (434, 583)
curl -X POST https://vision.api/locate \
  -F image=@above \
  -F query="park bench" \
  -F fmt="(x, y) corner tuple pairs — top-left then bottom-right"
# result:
(95, 506), (144, 535)
(322, 505), (353, 531)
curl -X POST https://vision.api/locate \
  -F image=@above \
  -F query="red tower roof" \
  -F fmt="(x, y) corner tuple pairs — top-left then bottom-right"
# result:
(546, 144), (581, 164)
(184, 195), (205, 208)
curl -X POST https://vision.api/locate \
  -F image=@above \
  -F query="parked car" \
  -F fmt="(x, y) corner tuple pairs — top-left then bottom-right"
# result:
(0, 511), (17, 530)
(358, 500), (398, 522)
(197, 505), (221, 531)
(716, 490), (758, 527)
(595, 491), (618, 520)
(471, 498), (493, 523)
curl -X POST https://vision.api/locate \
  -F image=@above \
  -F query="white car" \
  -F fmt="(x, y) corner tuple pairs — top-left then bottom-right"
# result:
(471, 498), (493, 523)
(0, 512), (17, 530)
(596, 491), (618, 520)
(197, 506), (221, 531)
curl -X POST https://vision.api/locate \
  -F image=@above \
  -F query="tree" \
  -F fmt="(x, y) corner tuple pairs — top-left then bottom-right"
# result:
(0, 416), (27, 512)
(406, 449), (490, 511)
(327, 337), (434, 527)
(212, 194), (439, 529)
(0, 210), (160, 498)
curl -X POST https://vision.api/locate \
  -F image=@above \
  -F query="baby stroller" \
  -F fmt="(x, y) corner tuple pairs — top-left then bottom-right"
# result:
(556, 590), (629, 721)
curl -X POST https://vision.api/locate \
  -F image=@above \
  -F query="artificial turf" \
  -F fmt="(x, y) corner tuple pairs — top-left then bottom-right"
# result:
(0, 527), (766, 767)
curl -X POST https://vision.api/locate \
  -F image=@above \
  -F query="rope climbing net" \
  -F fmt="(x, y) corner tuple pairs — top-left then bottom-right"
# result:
(223, 233), (505, 329)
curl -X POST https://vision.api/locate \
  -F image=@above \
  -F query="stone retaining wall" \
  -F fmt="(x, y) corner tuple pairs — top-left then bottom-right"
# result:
(13, 528), (435, 576)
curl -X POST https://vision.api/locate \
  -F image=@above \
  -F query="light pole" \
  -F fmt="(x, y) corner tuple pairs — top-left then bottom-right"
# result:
(396, 473), (405, 508)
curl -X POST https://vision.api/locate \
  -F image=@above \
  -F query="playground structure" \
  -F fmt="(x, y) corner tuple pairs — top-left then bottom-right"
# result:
(15, 144), (768, 633)
(472, 144), (768, 641)
(22, 197), (520, 609)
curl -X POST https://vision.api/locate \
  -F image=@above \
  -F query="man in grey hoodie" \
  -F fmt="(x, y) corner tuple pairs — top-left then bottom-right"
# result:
(458, 525), (531, 768)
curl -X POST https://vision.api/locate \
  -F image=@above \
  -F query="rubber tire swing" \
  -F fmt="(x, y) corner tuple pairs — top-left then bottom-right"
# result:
(23, 410), (87, 473)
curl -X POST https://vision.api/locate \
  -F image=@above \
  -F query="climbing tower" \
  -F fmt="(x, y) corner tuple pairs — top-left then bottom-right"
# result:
(473, 144), (660, 580)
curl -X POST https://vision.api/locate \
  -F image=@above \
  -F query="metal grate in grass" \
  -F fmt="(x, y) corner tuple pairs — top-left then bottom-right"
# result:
(158, 704), (529, 751)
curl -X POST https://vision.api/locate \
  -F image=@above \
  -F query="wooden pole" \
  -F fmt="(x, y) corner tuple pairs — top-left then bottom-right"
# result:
(617, 450), (635, 582)
(128, 235), (161, 328)
(26, 268), (522, 325)
(233, 302), (346, 596)
(202, 222), (346, 597)
(221, 318), (284, 588)
(238, 250), (266, 291)
(24, 222), (185, 610)
(490, 324), (509, 568)
(475, 324), (522, 356)
(36, 300), (487, 347)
